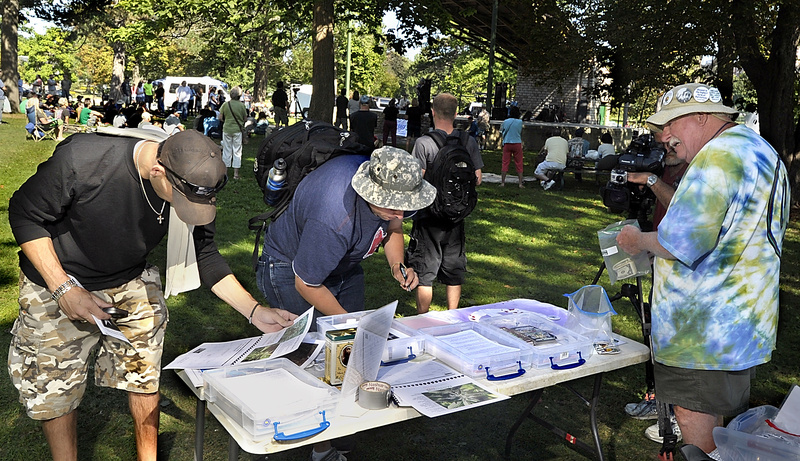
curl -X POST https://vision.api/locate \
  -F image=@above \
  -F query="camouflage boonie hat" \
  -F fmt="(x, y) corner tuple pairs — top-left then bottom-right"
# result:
(351, 147), (436, 211)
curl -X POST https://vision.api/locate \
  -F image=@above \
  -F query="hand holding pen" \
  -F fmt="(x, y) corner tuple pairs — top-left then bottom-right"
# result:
(392, 262), (418, 292)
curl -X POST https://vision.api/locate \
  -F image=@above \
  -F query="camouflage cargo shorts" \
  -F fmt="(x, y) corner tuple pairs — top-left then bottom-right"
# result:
(7, 266), (169, 420)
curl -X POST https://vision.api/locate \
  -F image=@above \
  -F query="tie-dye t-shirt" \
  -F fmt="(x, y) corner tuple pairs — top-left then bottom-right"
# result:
(653, 124), (790, 371)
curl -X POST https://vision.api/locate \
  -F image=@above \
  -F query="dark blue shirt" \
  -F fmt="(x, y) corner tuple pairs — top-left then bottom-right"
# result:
(263, 155), (393, 286)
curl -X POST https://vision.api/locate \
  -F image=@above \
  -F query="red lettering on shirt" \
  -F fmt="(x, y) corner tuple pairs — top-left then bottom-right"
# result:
(364, 227), (387, 259)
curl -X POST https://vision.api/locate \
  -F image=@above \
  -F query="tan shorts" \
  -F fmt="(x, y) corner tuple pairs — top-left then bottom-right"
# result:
(8, 266), (169, 420)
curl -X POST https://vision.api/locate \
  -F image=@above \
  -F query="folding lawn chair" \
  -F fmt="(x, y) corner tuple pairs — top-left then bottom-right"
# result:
(28, 119), (59, 142)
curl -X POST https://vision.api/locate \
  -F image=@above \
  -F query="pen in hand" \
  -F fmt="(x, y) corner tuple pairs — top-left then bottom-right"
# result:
(399, 263), (411, 291)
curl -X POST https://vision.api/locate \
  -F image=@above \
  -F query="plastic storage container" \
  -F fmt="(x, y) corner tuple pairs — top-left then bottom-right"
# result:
(317, 310), (372, 335)
(479, 312), (593, 369)
(203, 359), (340, 440)
(316, 311), (425, 365)
(713, 405), (800, 461)
(420, 322), (532, 380)
(456, 298), (571, 326)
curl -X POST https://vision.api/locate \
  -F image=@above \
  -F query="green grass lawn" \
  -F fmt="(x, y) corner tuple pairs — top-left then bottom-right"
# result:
(1, 112), (798, 460)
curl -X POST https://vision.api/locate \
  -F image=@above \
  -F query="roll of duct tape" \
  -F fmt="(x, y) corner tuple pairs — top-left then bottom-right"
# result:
(357, 381), (392, 410)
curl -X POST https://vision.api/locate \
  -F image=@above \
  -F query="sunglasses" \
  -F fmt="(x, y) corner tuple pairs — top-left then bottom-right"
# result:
(158, 160), (228, 197)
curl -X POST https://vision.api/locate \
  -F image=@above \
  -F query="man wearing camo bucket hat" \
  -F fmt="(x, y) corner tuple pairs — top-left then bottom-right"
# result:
(616, 82), (791, 459)
(256, 146), (434, 460)
(257, 145), (434, 322)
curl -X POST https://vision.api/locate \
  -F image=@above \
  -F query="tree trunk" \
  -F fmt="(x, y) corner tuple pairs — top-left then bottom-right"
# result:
(1, 0), (20, 112)
(733, 0), (800, 205)
(253, 34), (270, 104)
(715, 29), (735, 107)
(308, 0), (334, 122)
(109, 41), (126, 103)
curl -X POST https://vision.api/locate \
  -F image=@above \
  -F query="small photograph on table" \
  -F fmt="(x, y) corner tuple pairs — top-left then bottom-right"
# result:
(423, 383), (502, 410)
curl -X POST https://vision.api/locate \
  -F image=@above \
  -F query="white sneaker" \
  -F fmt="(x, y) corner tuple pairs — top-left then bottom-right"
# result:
(540, 180), (547, 188)
(644, 417), (682, 443)
(543, 180), (556, 190)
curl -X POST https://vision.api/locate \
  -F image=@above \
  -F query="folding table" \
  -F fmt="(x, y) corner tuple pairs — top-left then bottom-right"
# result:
(177, 337), (649, 460)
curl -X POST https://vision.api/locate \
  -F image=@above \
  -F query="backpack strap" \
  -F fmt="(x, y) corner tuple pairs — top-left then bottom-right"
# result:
(455, 129), (470, 147)
(424, 130), (447, 149)
(247, 194), (293, 271)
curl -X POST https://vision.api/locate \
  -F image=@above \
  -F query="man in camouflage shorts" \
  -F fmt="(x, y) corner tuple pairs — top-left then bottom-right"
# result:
(8, 129), (296, 461)
(10, 268), (166, 421)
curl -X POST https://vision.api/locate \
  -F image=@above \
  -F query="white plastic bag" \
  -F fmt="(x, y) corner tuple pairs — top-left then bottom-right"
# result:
(564, 285), (617, 343)
(597, 219), (651, 284)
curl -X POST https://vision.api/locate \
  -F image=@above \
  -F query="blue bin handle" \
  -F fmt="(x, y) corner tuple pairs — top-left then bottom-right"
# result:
(272, 411), (330, 442)
(485, 361), (526, 381)
(380, 347), (416, 366)
(549, 351), (586, 370)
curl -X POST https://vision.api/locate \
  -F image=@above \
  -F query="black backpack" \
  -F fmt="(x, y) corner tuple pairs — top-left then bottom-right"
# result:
(423, 130), (478, 223)
(248, 120), (368, 267)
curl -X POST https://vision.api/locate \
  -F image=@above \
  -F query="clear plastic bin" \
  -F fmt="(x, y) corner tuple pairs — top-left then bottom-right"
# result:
(203, 359), (340, 439)
(317, 310), (372, 335)
(316, 311), (425, 365)
(713, 405), (800, 461)
(420, 322), (532, 380)
(479, 312), (593, 369)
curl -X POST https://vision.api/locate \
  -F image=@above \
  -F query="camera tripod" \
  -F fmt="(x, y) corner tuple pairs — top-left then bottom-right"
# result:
(291, 88), (306, 119)
(592, 261), (679, 461)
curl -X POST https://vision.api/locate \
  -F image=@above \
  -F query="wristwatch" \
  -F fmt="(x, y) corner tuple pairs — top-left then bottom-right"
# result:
(646, 174), (658, 187)
(51, 278), (79, 302)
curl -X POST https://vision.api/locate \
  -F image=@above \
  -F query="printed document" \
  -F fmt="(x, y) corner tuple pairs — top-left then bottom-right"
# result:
(164, 307), (313, 370)
(378, 360), (508, 417)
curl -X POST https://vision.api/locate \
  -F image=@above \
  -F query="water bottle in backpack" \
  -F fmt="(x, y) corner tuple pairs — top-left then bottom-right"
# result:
(266, 158), (287, 205)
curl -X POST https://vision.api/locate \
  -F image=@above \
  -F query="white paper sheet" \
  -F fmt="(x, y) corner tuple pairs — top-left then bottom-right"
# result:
(339, 301), (398, 400)
(378, 360), (509, 417)
(436, 329), (519, 356)
(164, 307), (313, 370)
(92, 315), (132, 345)
(773, 384), (800, 435)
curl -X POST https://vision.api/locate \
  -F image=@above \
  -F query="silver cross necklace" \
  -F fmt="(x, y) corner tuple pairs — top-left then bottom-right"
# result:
(134, 142), (166, 224)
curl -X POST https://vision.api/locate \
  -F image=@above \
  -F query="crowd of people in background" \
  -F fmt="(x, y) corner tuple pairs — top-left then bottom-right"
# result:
(15, 74), (277, 144)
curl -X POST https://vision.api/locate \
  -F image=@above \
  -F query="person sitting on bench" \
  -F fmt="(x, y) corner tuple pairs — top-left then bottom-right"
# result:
(534, 131), (568, 190)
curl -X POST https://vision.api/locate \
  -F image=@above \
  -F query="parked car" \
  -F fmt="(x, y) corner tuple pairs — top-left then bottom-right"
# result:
(375, 97), (391, 110)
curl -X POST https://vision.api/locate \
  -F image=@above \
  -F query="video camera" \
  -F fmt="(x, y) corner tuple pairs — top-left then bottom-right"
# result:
(601, 134), (666, 231)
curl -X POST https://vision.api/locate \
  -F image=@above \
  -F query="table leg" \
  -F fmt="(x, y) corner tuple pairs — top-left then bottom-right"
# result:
(195, 398), (206, 461)
(504, 388), (544, 459)
(228, 435), (240, 461)
(504, 373), (607, 461)
(589, 373), (604, 461)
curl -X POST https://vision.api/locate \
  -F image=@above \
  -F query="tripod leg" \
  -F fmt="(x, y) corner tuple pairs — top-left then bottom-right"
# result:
(591, 262), (606, 285)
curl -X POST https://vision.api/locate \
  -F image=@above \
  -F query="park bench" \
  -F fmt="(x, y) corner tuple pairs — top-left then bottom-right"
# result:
(544, 157), (610, 191)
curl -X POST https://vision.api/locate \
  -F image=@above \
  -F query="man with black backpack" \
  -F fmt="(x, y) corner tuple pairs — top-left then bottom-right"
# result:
(256, 145), (435, 320)
(406, 93), (483, 314)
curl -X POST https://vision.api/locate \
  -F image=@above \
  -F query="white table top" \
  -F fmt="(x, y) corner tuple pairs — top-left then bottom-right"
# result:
(178, 337), (649, 455)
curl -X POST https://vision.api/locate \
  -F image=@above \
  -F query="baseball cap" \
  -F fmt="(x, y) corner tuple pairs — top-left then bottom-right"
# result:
(360, 95), (371, 105)
(646, 83), (738, 131)
(351, 147), (436, 211)
(159, 130), (227, 225)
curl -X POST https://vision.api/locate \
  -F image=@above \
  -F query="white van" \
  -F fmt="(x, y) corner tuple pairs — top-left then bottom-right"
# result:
(153, 76), (230, 111)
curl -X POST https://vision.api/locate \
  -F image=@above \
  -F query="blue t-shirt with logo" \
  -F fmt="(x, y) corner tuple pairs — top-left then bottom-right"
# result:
(263, 154), (393, 286)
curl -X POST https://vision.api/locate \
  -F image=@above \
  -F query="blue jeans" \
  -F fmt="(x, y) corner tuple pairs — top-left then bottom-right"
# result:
(256, 254), (365, 330)
(178, 101), (189, 120)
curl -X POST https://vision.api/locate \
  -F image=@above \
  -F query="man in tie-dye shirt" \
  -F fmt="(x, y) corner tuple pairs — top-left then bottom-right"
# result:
(616, 83), (790, 458)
